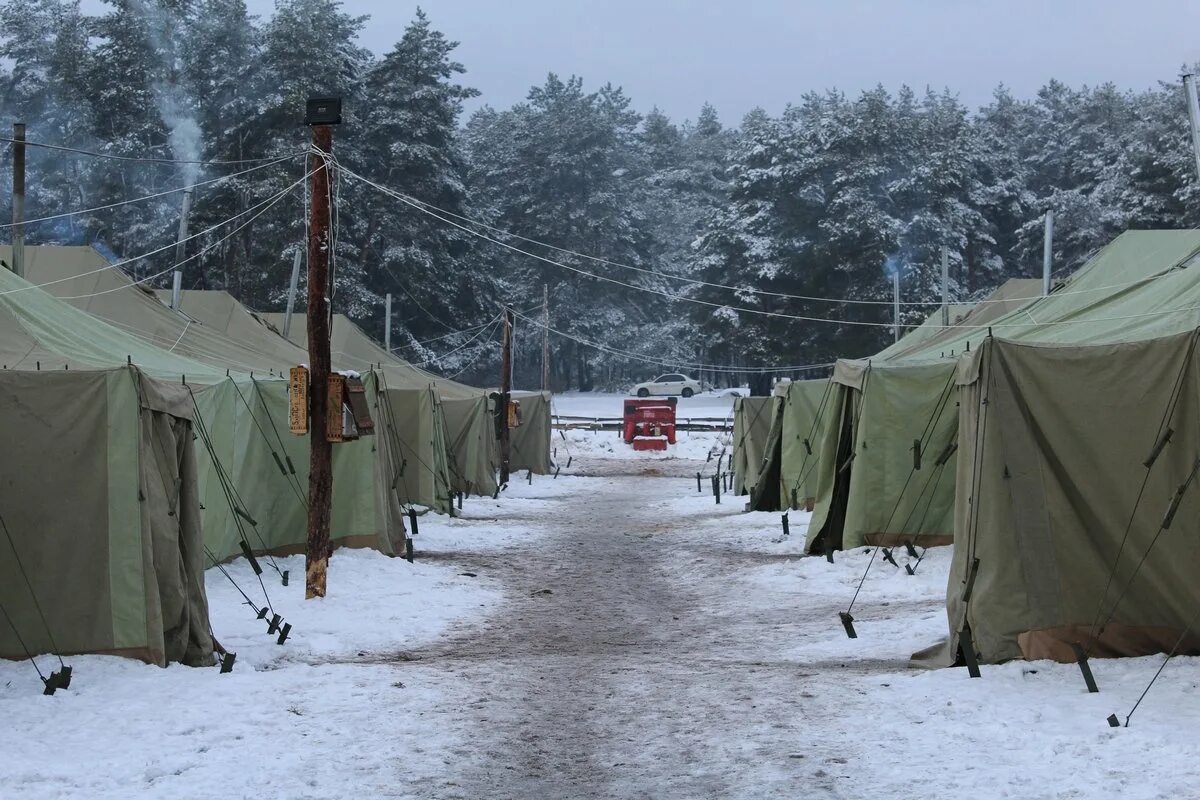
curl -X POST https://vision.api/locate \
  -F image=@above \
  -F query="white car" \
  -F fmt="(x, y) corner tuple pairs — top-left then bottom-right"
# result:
(633, 373), (701, 398)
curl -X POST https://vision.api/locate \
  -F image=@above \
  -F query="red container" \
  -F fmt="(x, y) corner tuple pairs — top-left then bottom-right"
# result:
(622, 397), (677, 446)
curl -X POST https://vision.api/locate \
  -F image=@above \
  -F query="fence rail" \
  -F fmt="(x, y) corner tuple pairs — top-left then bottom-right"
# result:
(553, 414), (733, 433)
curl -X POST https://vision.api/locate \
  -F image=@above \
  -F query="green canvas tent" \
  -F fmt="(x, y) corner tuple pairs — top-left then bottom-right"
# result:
(509, 390), (554, 476)
(732, 396), (777, 496)
(4, 246), (406, 560)
(258, 309), (494, 500)
(747, 378), (834, 513)
(928, 330), (1200, 665)
(918, 230), (1200, 665)
(804, 278), (1043, 553)
(0, 265), (219, 665)
(0, 366), (213, 667)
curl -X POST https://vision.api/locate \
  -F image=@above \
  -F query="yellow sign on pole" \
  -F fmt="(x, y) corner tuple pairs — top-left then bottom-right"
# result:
(289, 366), (308, 435)
(326, 373), (346, 443)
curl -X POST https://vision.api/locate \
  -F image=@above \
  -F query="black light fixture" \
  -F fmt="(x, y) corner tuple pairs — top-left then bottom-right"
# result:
(305, 97), (342, 126)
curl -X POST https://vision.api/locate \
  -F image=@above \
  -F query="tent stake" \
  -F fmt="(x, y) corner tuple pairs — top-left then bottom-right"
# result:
(839, 611), (857, 639)
(1071, 643), (1100, 693)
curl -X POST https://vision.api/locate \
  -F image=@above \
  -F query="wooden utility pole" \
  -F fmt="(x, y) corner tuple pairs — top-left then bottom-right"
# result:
(305, 114), (336, 599)
(540, 284), (550, 392)
(498, 305), (514, 485)
(11, 123), (25, 278)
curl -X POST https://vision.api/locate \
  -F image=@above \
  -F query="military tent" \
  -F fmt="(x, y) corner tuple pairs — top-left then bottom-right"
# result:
(804, 278), (1042, 553)
(0, 366), (213, 667)
(922, 231), (1200, 665)
(0, 265), (223, 665)
(258, 309), (496, 499)
(732, 395), (777, 496)
(508, 390), (554, 476)
(3, 246), (406, 561)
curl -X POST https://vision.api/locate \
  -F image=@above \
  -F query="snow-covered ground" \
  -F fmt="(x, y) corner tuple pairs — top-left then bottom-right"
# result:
(4, 439), (1200, 799)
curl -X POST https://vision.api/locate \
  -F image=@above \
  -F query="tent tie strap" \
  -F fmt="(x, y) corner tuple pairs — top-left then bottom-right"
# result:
(1143, 427), (1174, 469)
(1161, 456), (1200, 530)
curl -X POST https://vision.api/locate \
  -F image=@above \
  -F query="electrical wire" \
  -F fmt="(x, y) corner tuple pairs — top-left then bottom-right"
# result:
(346, 167), (1200, 331)
(0, 155), (302, 230)
(0, 135), (303, 166)
(338, 168), (1198, 310)
(5, 170), (313, 300)
(419, 311), (504, 366)
(511, 308), (834, 374)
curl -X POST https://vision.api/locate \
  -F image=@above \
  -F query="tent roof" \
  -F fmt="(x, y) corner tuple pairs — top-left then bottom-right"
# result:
(260, 311), (484, 399)
(155, 288), (310, 368)
(876, 278), (1043, 362)
(0, 257), (241, 383)
(2, 245), (296, 377)
(841, 231), (1200, 376)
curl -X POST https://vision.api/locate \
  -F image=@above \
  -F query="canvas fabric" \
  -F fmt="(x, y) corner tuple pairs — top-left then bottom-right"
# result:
(928, 332), (1200, 665)
(0, 366), (213, 666)
(509, 390), (553, 475)
(732, 396), (777, 496)
(777, 378), (834, 511)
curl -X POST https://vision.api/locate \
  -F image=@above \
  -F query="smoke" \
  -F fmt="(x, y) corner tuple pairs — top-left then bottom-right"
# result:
(882, 254), (903, 279)
(157, 88), (203, 186)
(130, 0), (204, 187)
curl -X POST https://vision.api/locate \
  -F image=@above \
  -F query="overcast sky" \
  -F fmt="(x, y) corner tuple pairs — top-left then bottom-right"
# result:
(271, 0), (1197, 126)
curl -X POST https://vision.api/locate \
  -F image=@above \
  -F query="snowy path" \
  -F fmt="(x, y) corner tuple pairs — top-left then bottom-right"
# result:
(401, 473), (855, 799)
(7, 446), (1200, 799)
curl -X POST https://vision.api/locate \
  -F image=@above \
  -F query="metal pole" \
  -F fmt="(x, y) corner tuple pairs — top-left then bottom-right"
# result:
(170, 270), (183, 310)
(1042, 210), (1055, 296)
(384, 292), (393, 353)
(305, 124), (334, 600)
(282, 247), (302, 339)
(11, 123), (25, 277)
(174, 188), (193, 269)
(499, 305), (514, 485)
(541, 284), (550, 392)
(940, 247), (950, 327)
(1184, 74), (1200, 183)
(892, 269), (900, 343)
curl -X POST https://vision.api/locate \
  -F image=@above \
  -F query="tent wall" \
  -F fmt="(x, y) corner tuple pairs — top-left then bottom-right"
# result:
(732, 396), (776, 496)
(510, 391), (553, 475)
(779, 378), (833, 510)
(194, 373), (408, 560)
(0, 367), (213, 666)
(840, 362), (958, 550)
(442, 395), (498, 496)
(937, 333), (1200, 665)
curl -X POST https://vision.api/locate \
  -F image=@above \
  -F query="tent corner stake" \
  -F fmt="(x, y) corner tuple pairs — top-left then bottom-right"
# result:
(959, 624), (982, 678)
(839, 611), (857, 639)
(1070, 642), (1100, 693)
